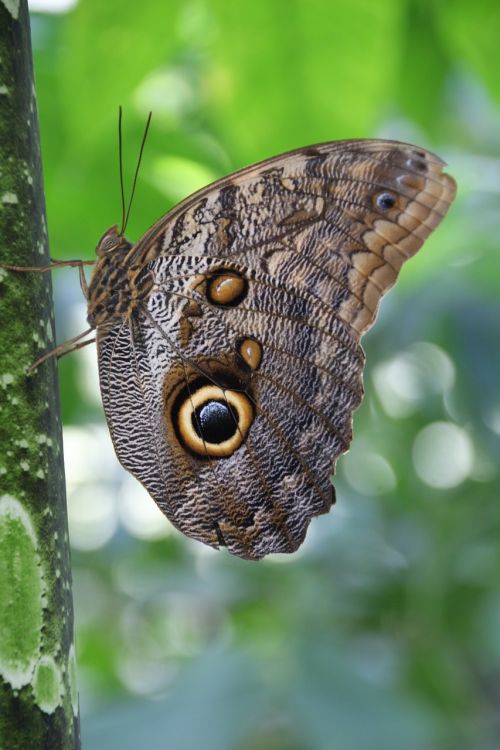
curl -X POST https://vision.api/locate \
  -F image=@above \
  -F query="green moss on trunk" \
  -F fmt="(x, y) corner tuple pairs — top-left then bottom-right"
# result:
(0, 1), (80, 746)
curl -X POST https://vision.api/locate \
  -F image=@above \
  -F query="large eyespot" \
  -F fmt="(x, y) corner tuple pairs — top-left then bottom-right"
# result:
(374, 192), (396, 211)
(174, 382), (254, 457)
(207, 269), (248, 307)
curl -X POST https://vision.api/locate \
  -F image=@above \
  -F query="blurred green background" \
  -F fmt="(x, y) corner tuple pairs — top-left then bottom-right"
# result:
(29, 0), (500, 747)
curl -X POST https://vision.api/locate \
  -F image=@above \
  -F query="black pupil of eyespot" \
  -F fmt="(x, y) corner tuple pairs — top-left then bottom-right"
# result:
(192, 400), (239, 443)
(377, 193), (395, 210)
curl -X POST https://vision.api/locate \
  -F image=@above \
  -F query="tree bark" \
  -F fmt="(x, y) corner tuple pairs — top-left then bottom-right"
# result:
(0, 1), (80, 747)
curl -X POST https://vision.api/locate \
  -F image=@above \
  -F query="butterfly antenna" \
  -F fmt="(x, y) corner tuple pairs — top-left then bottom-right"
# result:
(122, 110), (152, 236)
(118, 106), (127, 235)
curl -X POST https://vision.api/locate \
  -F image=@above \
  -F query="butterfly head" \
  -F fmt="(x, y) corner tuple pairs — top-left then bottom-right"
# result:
(95, 225), (132, 258)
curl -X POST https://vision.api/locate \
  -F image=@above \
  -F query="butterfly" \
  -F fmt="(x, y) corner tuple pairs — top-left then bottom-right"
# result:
(5, 133), (457, 560)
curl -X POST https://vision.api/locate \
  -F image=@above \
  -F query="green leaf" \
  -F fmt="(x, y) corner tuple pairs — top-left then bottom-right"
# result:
(207, 0), (405, 162)
(438, 0), (500, 102)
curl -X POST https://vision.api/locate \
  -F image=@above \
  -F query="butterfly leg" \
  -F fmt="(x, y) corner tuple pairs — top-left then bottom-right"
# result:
(1, 258), (95, 273)
(27, 327), (95, 373)
(2, 257), (93, 298)
(77, 263), (90, 299)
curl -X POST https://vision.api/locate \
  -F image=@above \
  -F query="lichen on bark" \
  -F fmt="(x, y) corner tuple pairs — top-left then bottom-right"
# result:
(0, 1), (80, 746)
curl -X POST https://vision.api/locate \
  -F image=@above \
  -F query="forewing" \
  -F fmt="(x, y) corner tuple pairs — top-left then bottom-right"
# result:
(131, 139), (456, 337)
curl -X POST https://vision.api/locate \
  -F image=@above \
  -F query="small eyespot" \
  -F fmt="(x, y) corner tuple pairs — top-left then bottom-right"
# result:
(207, 269), (248, 307)
(375, 192), (396, 211)
(407, 157), (427, 172)
(237, 338), (262, 371)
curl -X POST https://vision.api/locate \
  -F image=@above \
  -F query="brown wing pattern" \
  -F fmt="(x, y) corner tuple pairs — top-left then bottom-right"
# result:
(97, 140), (456, 559)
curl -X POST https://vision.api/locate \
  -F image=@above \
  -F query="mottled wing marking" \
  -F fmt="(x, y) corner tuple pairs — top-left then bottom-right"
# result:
(97, 140), (456, 559)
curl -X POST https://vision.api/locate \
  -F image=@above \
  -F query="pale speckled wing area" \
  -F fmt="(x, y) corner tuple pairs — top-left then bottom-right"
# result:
(96, 139), (456, 560)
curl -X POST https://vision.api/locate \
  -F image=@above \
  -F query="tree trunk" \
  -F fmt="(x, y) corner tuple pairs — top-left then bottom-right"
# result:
(0, 1), (81, 747)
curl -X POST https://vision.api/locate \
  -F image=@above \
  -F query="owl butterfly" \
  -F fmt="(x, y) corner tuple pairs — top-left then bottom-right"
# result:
(6, 134), (456, 560)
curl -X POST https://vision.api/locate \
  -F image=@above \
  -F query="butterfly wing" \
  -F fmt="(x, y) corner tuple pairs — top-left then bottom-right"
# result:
(97, 140), (456, 559)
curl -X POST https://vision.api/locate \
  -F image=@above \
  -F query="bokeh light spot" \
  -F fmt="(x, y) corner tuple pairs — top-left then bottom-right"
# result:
(67, 485), (117, 551)
(343, 445), (397, 496)
(373, 342), (455, 418)
(412, 421), (474, 489)
(149, 156), (219, 204)
(119, 474), (172, 540)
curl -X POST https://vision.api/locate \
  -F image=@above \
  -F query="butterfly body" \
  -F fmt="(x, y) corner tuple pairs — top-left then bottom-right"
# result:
(83, 139), (456, 560)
